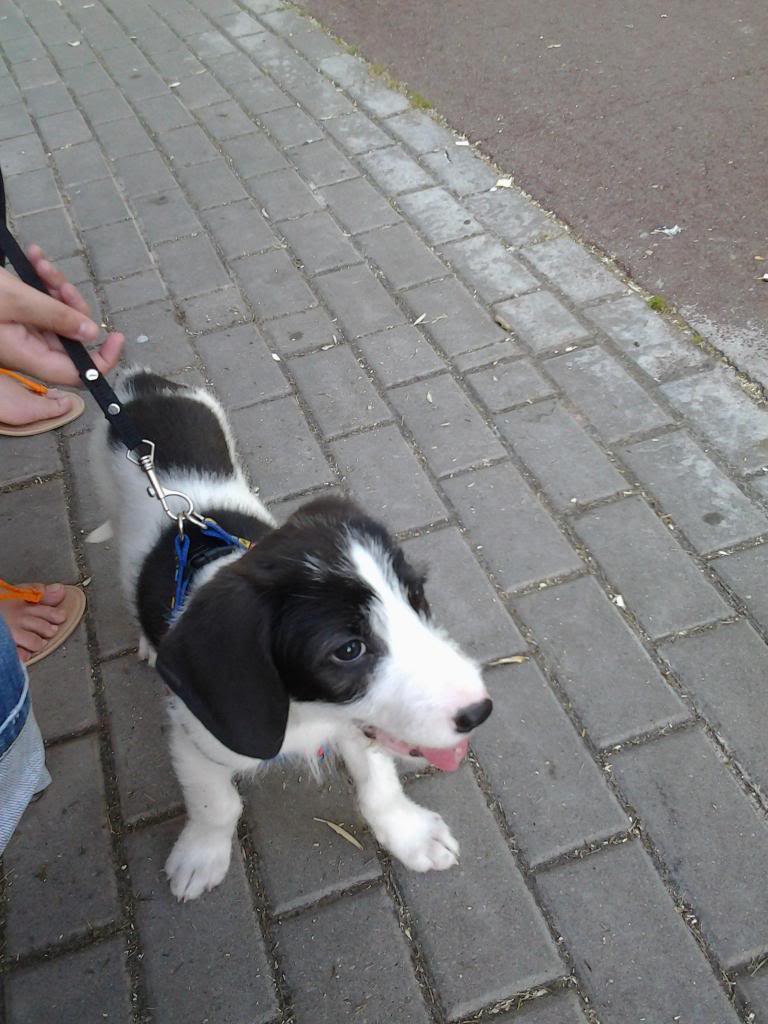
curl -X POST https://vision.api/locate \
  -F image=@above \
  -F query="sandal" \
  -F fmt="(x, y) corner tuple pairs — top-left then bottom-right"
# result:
(0, 581), (86, 666)
(0, 368), (84, 437)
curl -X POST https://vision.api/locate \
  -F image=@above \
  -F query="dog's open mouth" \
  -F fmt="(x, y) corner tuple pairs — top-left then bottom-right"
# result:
(362, 726), (469, 772)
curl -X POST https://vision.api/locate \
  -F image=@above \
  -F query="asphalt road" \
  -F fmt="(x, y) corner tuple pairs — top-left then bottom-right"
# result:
(298, 0), (768, 384)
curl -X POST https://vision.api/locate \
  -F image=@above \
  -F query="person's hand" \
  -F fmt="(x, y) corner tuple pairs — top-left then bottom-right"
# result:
(0, 245), (124, 386)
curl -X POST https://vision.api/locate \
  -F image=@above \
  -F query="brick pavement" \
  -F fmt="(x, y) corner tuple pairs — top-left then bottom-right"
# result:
(1, 0), (768, 1021)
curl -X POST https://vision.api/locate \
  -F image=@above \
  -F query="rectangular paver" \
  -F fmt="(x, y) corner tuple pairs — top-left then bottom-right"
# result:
(472, 662), (628, 865)
(320, 176), (401, 234)
(516, 576), (689, 748)
(397, 767), (564, 1018)
(398, 187), (482, 244)
(196, 323), (291, 409)
(523, 236), (624, 304)
(574, 496), (731, 637)
(234, 248), (317, 318)
(357, 221), (446, 290)
(443, 463), (583, 591)
(29, 630), (97, 743)
(439, 234), (538, 304)
(262, 306), (341, 355)
(314, 264), (404, 338)
(465, 188), (555, 247)
(467, 358), (556, 412)
(711, 543), (768, 632)
(495, 290), (591, 354)
(359, 324), (445, 387)
(289, 345), (390, 437)
(402, 277), (511, 359)
(280, 210), (361, 275)
(155, 234), (230, 299)
(537, 842), (740, 1024)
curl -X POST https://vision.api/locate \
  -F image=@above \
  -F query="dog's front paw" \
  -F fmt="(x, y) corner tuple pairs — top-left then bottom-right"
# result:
(165, 824), (233, 901)
(370, 800), (459, 872)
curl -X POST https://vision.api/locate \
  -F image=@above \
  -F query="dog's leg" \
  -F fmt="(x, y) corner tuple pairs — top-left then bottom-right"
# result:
(137, 633), (157, 667)
(339, 734), (459, 872)
(165, 721), (242, 901)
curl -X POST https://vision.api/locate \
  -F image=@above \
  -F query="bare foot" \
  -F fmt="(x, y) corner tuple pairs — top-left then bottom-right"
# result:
(0, 374), (74, 427)
(0, 584), (67, 662)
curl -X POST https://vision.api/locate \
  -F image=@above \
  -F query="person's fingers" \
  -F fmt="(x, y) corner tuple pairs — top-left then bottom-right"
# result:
(5, 279), (99, 341)
(89, 332), (125, 375)
(27, 247), (92, 317)
(58, 280), (91, 316)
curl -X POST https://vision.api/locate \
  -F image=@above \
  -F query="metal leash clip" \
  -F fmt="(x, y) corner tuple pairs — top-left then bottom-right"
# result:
(126, 440), (205, 536)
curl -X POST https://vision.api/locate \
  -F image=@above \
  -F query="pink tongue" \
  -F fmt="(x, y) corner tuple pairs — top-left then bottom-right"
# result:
(420, 739), (469, 772)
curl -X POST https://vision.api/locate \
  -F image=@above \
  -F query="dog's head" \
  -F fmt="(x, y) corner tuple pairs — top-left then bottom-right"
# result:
(156, 497), (491, 765)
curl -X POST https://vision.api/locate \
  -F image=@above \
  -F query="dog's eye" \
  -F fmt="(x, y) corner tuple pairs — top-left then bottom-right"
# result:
(331, 639), (366, 663)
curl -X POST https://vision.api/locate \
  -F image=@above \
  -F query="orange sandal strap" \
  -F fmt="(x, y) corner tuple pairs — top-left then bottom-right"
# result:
(0, 580), (43, 603)
(0, 368), (48, 396)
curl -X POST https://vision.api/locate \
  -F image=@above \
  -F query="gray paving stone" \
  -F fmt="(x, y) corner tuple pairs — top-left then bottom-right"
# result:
(358, 145), (433, 195)
(422, 146), (498, 196)
(76, 87), (134, 126)
(442, 463), (582, 591)
(320, 176), (401, 235)
(258, 105), (322, 151)
(390, 373), (505, 477)
(586, 295), (709, 381)
(196, 323), (291, 409)
(0, 101), (33, 140)
(222, 130), (288, 178)
(546, 346), (672, 442)
(234, 248), (317, 318)
(489, 992), (588, 1024)
(67, 177), (130, 231)
(195, 98), (255, 140)
(467, 359), (555, 413)
(613, 726), (768, 967)
(661, 621), (768, 794)
(314, 264), (404, 339)
(133, 92), (192, 133)
(172, 71), (230, 110)
(455, 338), (532, 371)
(737, 969), (768, 1021)
(494, 291), (591, 354)
(2, 133), (49, 175)
(516, 576), (688, 748)
(4, 735), (119, 955)
(63, 61), (113, 99)
(22, 83), (74, 119)
(28, 629), (96, 742)
(473, 661), (628, 865)
(111, 300), (196, 373)
(622, 430), (768, 553)
(290, 345), (390, 437)
(217, 9), (265, 36)
(113, 151), (180, 201)
(95, 118), (154, 160)
(749, 474), (768, 500)
(325, 110), (391, 156)
(1, 33), (45, 65)
(398, 766), (563, 1017)
(4, 166), (60, 217)
(280, 210), (361, 275)
(82, 220), (151, 281)
(524, 237), (625, 304)
(467, 189), (558, 249)
(36, 108), (92, 151)
(497, 399), (626, 508)
(384, 108), (455, 154)
(102, 655), (182, 824)
(712, 543), (768, 632)
(402, 277), (509, 359)
(229, 70), (294, 118)
(439, 234), (538, 304)
(131, 188), (201, 246)
(0, 429), (61, 487)
(109, 64), (168, 103)
(201, 199), (276, 259)
(155, 233), (230, 299)
(174, 157), (248, 209)
(82, 535), (139, 658)
(178, 285), (250, 333)
(289, 138), (358, 187)
(398, 186), (482, 245)
(158, 124), (219, 167)
(232, 395), (333, 500)
(244, 765), (381, 914)
(537, 842), (740, 1024)
(5, 938), (132, 1024)
(319, 53), (410, 117)
(15, 56), (59, 90)
(359, 324), (444, 387)
(127, 820), (277, 1024)
(55, 254), (91, 285)
(663, 368), (768, 474)
(332, 424), (446, 533)
(277, 887), (430, 1023)
(248, 167), (322, 221)
(575, 497), (731, 638)
(188, 29), (237, 59)
(263, 305), (342, 355)
(357, 222), (446, 291)
(48, 39), (99, 70)
(0, 480), (77, 583)
(13, 207), (80, 262)
(104, 269), (169, 319)
(402, 528), (526, 663)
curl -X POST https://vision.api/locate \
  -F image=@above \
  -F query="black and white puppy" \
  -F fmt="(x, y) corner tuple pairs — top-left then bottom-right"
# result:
(91, 369), (492, 901)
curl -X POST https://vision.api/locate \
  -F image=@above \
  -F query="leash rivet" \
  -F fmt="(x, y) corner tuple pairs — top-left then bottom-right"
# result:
(107, 402), (121, 415)
(85, 368), (99, 381)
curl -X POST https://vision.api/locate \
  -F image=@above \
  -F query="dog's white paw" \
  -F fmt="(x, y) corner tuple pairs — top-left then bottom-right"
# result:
(370, 801), (459, 872)
(165, 825), (232, 901)
(138, 634), (157, 667)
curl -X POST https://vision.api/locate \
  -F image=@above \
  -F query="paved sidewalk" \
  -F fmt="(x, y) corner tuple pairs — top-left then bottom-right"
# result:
(1, 0), (768, 1021)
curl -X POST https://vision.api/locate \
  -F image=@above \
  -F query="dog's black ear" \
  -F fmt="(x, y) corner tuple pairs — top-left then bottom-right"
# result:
(155, 569), (288, 759)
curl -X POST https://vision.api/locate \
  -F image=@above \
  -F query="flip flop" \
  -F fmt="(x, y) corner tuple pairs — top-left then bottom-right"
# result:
(0, 368), (84, 437)
(0, 582), (87, 666)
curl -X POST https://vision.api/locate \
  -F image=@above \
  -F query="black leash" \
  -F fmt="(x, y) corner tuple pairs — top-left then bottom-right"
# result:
(0, 163), (145, 454)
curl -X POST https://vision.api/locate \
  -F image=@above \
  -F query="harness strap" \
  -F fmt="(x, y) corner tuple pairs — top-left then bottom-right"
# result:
(0, 164), (146, 455)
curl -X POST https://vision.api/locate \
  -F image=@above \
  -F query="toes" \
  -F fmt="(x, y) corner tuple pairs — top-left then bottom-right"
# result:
(27, 604), (66, 625)
(39, 583), (66, 606)
(15, 628), (45, 655)
(20, 615), (58, 640)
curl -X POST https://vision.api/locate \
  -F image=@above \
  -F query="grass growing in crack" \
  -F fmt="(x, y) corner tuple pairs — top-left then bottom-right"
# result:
(408, 90), (433, 109)
(647, 294), (671, 314)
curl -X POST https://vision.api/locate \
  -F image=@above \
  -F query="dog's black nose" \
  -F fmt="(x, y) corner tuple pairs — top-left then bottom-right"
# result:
(454, 698), (493, 733)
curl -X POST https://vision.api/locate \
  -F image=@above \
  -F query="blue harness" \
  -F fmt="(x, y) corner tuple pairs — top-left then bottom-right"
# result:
(171, 518), (251, 619)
